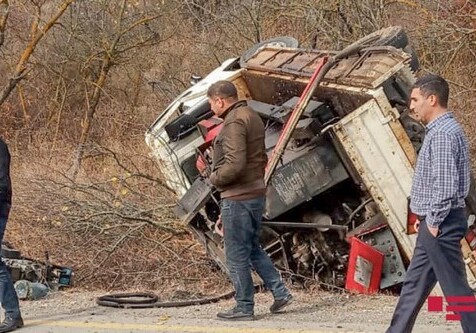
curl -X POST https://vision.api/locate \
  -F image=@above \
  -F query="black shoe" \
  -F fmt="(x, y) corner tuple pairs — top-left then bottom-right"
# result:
(217, 307), (254, 321)
(270, 294), (294, 313)
(0, 315), (24, 333)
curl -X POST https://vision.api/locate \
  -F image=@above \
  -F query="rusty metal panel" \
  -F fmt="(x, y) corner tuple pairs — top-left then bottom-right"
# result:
(332, 98), (417, 261)
(369, 88), (419, 167)
(246, 49), (298, 69)
(282, 52), (320, 73)
(243, 46), (409, 89)
(300, 54), (329, 74)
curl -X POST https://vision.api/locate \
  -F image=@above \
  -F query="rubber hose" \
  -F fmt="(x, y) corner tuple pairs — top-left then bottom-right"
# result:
(96, 284), (265, 309)
(96, 290), (235, 309)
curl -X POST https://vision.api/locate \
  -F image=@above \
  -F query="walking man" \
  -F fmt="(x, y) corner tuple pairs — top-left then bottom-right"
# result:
(207, 80), (293, 320)
(386, 74), (476, 332)
(0, 138), (23, 332)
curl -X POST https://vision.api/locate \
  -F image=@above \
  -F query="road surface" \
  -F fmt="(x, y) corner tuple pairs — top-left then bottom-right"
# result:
(17, 289), (461, 333)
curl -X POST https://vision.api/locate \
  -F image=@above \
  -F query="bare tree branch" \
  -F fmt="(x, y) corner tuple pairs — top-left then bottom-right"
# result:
(0, 0), (8, 48)
(0, 0), (75, 106)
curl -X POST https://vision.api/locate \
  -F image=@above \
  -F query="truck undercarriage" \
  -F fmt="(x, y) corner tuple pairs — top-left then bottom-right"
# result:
(146, 27), (476, 293)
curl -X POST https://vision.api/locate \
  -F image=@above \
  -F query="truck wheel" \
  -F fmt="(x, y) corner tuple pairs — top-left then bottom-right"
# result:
(240, 36), (299, 67)
(403, 45), (420, 72)
(345, 26), (408, 50)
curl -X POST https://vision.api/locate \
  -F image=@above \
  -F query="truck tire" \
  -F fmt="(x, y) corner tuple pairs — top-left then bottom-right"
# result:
(345, 26), (408, 50)
(403, 45), (420, 72)
(240, 36), (299, 67)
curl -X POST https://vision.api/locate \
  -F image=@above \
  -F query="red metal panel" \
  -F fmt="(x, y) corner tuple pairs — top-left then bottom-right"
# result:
(345, 237), (384, 294)
(197, 117), (222, 142)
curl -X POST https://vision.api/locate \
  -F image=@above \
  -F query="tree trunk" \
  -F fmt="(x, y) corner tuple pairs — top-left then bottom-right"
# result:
(0, 0), (8, 48)
(0, 0), (75, 107)
(70, 55), (112, 181)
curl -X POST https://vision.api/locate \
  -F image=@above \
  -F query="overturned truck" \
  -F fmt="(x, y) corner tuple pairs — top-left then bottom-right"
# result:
(146, 27), (476, 293)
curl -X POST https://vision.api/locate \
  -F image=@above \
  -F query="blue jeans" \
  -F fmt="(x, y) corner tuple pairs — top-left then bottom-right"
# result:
(221, 197), (290, 314)
(0, 208), (21, 318)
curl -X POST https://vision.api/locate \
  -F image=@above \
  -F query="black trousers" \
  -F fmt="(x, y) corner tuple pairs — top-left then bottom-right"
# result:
(387, 208), (476, 333)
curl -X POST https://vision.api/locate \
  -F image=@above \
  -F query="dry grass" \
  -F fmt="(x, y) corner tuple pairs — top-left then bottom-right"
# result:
(6, 141), (230, 294)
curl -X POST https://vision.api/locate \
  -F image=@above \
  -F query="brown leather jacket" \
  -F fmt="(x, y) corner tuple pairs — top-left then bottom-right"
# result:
(209, 100), (267, 200)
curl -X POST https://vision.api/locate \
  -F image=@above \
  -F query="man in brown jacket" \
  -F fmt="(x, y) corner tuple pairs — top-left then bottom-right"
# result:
(207, 81), (293, 321)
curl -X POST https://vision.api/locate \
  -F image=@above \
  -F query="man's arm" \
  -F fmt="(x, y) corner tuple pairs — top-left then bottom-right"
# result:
(209, 119), (247, 187)
(426, 131), (459, 228)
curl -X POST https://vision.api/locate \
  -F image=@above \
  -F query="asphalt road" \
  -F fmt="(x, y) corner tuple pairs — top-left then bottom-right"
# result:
(20, 319), (459, 333)
(17, 290), (462, 333)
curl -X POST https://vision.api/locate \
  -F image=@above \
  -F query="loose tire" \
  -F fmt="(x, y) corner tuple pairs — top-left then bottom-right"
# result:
(345, 26), (408, 50)
(403, 45), (420, 72)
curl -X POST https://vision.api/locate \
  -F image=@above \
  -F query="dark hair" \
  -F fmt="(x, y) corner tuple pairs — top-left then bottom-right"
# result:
(413, 74), (449, 108)
(207, 80), (238, 99)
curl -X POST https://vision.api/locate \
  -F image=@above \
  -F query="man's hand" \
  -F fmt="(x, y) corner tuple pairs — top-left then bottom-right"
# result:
(199, 166), (210, 178)
(205, 146), (214, 162)
(428, 225), (439, 237)
(414, 219), (420, 232)
(214, 215), (223, 237)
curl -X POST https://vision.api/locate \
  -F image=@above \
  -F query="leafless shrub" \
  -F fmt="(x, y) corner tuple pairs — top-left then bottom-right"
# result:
(8, 142), (228, 291)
